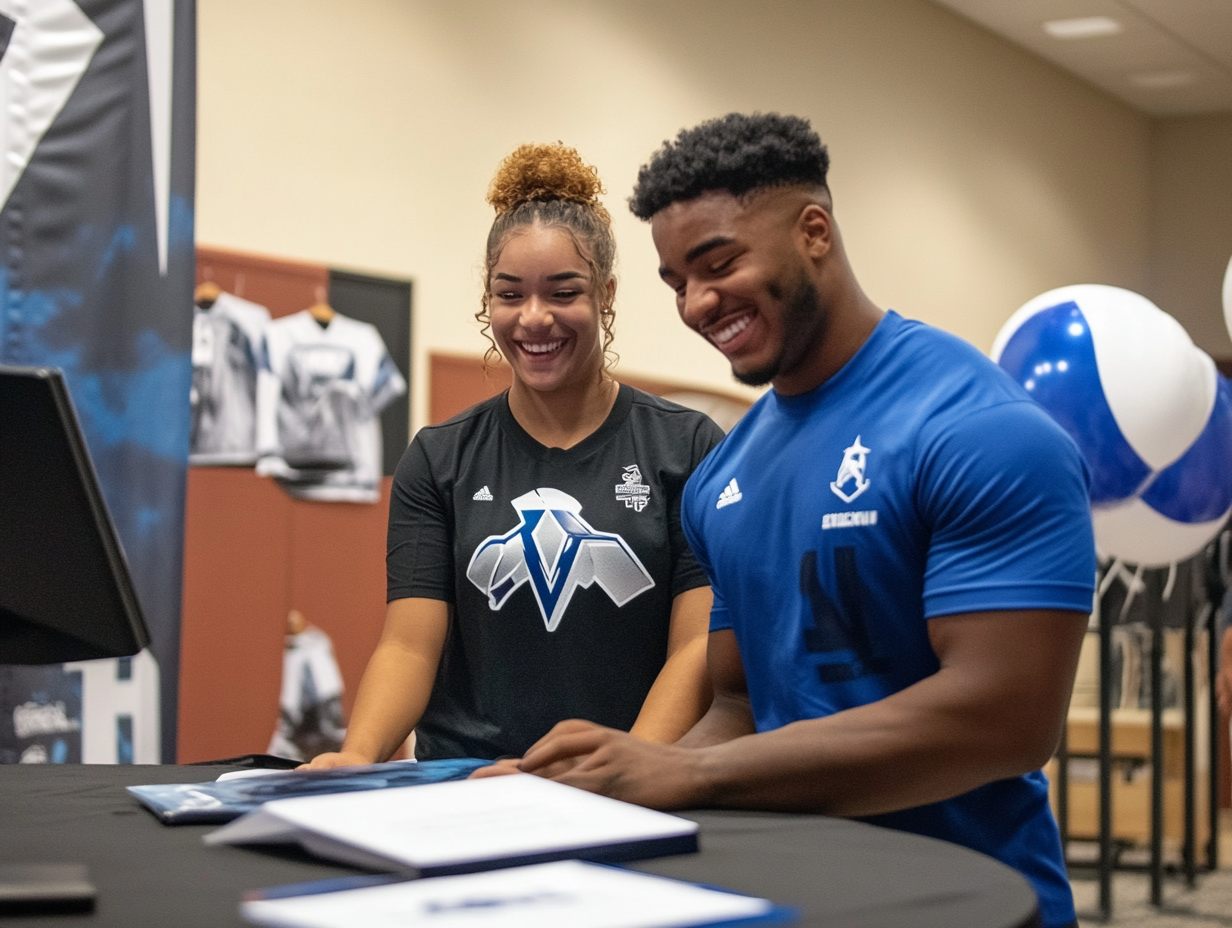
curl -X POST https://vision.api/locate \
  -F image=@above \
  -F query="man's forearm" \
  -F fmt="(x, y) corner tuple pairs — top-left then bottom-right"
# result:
(689, 665), (1063, 816)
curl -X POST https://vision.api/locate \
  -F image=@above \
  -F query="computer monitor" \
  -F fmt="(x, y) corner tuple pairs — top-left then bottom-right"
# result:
(0, 365), (150, 664)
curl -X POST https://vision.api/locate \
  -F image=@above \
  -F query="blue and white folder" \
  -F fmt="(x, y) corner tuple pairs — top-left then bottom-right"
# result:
(206, 774), (699, 877)
(128, 758), (488, 824)
(240, 859), (797, 928)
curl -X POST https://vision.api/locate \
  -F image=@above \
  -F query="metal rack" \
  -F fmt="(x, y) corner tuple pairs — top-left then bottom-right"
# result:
(1055, 548), (1224, 920)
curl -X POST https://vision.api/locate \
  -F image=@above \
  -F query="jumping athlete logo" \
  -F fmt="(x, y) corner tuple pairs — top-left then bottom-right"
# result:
(466, 488), (655, 632)
(830, 436), (871, 503)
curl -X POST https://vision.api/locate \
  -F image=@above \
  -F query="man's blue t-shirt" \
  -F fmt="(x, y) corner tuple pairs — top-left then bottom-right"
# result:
(682, 311), (1094, 928)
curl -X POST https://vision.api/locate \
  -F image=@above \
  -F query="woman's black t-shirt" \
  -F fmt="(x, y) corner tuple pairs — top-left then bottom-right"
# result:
(387, 385), (725, 760)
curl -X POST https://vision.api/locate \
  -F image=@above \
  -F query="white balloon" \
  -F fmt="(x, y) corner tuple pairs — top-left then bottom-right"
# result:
(1093, 495), (1231, 567)
(994, 284), (1213, 471)
(1224, 253), (1232, 345)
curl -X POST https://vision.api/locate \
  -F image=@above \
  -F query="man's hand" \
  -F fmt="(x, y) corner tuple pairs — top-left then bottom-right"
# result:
(297, 750), (373, 771)
(517, 719), (707, 809)
(468, 757), (524, 779)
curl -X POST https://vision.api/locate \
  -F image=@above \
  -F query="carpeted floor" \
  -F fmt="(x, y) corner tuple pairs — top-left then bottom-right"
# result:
(1073, 814), (1232, 926)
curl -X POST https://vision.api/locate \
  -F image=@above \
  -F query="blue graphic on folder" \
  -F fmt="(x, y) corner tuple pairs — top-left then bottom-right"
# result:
(128, 758), (487, 824)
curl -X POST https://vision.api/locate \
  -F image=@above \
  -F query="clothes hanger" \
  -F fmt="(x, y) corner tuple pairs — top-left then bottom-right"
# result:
(194, 279), (221, 309)
(307, 285), (335, 326)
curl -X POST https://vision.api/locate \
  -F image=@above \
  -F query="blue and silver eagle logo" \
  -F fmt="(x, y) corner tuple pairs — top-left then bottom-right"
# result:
(466, 488), (655, 632)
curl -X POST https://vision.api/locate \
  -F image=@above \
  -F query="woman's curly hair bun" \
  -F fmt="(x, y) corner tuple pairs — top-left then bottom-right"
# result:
(478, 142), (619, 373)
(487, 142), (606, 214)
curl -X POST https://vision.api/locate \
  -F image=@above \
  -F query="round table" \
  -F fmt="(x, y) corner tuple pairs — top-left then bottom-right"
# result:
(0, 764), (1038, 927)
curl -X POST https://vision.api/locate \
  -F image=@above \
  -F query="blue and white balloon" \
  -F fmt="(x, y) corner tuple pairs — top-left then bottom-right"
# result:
(993, 284), (1231, 566)
(1089, 377), (1232, 565)
(992, 284), (1213, 506)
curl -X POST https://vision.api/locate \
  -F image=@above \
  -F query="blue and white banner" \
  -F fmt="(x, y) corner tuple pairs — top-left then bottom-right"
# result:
(0, 0), (195, 764)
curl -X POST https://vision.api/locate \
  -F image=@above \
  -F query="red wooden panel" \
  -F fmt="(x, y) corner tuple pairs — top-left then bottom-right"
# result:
(177, 468), (291, 762)
(196, 245), (329, 318)
(429, 353), (511, 425)
(286, 480), (393, 719)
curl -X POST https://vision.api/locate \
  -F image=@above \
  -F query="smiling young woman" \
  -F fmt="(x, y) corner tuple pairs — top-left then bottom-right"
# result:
(302, 143), (725, 770)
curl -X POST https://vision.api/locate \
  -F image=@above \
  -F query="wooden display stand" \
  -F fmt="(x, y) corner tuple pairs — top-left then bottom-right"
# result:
(1052, 558), (1224, 919)
(1048, 707), (1210, 853)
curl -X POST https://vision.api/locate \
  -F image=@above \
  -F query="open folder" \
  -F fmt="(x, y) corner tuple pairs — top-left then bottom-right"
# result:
(206, 774), (699, 877)
(128, 758), (488, 824)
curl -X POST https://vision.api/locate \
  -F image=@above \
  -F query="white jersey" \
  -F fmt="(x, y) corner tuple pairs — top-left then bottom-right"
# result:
(267, 626), (347, 762)
(257, 309), (406, 503)
(190, 292), (271, 465)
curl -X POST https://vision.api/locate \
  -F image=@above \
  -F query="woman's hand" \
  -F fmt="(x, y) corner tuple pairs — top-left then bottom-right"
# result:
(297, 750), (373, 771)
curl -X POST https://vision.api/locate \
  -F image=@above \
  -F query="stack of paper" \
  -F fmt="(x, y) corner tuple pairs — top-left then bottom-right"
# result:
(241, 859), (795, 928)
(206, 774), (699, 876)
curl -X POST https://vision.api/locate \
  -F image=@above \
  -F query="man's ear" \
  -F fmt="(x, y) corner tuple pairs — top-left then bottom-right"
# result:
(797, 203), (833, 263)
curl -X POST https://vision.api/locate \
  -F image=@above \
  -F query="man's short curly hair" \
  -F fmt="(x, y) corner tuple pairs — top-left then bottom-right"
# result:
(629, 113), (829, 220)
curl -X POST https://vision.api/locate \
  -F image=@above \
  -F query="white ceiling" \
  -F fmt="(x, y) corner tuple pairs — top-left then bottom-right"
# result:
(930, 0), (1232, 116)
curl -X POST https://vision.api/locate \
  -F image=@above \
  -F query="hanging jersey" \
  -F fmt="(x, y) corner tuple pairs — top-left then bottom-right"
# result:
(257, 310), (406, 503)
(268, 626), (347, 762)
(190, 292), (271, 465)
(682, 311), (1095, 928)
(388, 386), (725, 760)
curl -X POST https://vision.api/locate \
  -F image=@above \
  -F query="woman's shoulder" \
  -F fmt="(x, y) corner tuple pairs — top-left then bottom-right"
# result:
(403, 394), (511, 479)
(623, 387), (727, 454)
(415, 392), (507, 443)
(626, 386), (715, 423)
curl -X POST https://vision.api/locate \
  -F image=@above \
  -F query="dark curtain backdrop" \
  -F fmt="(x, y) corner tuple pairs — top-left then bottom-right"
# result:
(0, 0), (195, 763)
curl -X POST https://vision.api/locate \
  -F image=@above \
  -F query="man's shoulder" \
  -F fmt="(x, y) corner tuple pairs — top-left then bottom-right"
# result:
(680, 392), (773, 502)
(888, 315), (1022, 395)
(873, 315), (1044, 432)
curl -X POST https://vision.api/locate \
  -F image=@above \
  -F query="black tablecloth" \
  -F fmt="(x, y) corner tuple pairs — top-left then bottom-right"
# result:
(0, 764), (1039, 927)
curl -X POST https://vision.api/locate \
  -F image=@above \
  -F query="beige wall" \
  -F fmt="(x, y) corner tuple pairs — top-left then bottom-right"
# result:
(1148, 114), (1232, 359)
(197, 0), (1153, 429)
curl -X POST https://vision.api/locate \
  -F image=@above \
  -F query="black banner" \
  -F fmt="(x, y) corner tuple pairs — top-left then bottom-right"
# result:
(0, 0), (195, 763)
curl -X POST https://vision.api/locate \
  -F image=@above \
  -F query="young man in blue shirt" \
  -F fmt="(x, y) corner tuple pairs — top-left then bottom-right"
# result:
(512, 113), (1094, 928)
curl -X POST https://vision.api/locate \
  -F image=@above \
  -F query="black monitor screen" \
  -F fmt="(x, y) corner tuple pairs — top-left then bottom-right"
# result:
(0, 366), (150, 664)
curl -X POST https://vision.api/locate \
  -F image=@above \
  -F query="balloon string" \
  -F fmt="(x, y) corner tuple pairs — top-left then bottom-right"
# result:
(1162, 561), (1177, 602)
(1119, 563), (1146, 620)
(1097, 558), (1123, 597)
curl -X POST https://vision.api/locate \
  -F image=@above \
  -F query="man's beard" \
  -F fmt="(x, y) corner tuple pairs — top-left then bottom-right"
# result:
(732, 274), (824, 387)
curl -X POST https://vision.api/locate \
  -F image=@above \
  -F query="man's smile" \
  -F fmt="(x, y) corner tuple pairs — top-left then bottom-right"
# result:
(707, 313), (753, 347)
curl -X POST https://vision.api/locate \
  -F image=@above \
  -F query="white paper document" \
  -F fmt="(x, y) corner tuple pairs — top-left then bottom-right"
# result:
(206, 774), (699, 875)
(241, 859), (791, 928)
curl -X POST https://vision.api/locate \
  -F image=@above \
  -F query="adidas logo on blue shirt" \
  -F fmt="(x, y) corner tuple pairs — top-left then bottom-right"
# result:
(716, 478), (742, 509)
